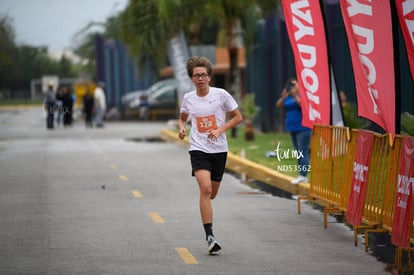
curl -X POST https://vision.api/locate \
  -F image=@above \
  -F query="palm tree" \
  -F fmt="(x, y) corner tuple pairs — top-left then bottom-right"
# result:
(120, 0), (279, 97)
(206, 0), (269, 102)
(120, 0), (201, 72)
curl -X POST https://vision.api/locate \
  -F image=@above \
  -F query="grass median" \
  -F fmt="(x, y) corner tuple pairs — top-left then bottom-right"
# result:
(226, 127), (300, 178)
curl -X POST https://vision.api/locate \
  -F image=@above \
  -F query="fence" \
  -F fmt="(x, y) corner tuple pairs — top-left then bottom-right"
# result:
(298, 125), (351, 228)
(299, 124), (414, 272)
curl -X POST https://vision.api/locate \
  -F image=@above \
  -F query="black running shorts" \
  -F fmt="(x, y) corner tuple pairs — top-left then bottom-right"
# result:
(189, 150), (227, 182)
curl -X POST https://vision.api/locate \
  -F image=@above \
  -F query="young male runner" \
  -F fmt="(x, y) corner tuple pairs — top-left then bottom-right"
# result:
(178, 56), (243, 254)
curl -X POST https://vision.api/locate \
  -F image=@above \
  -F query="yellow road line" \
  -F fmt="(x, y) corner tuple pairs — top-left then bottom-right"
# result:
(175, 247), (198, 265)
(149, 212), (165, 224)
(111, 164), (117, 170)
(104, 155), (110, 161)
(119, 175), (128, 182)
(131, 190), (143, 198)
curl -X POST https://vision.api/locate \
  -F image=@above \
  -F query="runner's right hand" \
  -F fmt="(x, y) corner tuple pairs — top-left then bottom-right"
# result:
(178, 128), (186, 140)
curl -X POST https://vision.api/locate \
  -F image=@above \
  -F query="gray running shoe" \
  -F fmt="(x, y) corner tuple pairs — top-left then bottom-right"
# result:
(207, 235), (221, 254)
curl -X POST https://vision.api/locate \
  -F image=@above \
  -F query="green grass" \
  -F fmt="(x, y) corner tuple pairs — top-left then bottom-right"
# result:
(227, 127), (299, 177)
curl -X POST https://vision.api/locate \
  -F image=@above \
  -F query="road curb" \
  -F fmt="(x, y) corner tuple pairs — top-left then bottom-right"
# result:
(0, 104), (42, 110)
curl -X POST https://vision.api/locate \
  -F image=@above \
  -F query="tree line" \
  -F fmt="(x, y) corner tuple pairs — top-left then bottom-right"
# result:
(0, 15), (83, 99)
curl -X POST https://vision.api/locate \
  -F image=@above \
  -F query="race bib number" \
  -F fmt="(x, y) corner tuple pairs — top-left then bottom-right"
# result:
(196, 115), (217, 133)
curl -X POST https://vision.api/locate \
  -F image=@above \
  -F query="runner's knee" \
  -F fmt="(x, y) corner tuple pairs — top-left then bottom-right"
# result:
(200, 185), (212, 198)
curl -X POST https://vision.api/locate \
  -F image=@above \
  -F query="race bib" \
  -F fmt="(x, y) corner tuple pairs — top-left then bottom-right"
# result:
(196, 115), (217, 133)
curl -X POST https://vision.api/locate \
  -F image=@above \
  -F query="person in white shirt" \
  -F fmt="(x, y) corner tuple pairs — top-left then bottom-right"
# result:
(178, 56), (243, 254)
(94, 82), (106, 128)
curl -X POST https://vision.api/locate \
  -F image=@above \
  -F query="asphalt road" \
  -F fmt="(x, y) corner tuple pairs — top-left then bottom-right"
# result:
(0, 107), (389, 274)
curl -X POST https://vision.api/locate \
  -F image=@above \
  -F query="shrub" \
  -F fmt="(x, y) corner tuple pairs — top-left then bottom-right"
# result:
(401, 112), (414, 136)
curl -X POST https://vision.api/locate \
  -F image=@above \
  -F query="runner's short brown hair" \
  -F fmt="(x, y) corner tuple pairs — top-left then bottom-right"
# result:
(186, 56), (213, 78)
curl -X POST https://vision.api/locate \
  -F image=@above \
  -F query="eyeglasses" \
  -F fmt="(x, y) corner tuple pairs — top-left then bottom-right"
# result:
(192, 73), (209, 79)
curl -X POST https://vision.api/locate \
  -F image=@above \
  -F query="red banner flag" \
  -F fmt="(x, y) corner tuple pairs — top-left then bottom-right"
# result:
(391, 136), (414, 248)
(346, 130), (374, 225)
(281, 0), (331, 129)
(395, 0), (414, 83)
(340, 0), (395, 136)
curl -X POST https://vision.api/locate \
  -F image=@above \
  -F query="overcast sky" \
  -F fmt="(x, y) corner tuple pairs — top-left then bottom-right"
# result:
(0, 0), (129, 51)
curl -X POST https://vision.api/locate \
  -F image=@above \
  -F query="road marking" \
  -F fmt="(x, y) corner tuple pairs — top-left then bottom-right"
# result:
(104, 155), (110, 161)
(149, 212), (165, 223)
(119, 175), (128, 182)
(97, 149), (103, 154)
(175, 247), (198, 265)
(111, 164), (117, 170)
(131, 190), (143, 198)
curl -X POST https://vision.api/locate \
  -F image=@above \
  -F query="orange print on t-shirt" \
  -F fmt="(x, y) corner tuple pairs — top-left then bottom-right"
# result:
(196, 115), (217, 133)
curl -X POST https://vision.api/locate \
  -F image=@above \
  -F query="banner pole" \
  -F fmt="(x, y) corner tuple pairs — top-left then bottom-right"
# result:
(390, 0), (401, 136)
(319, 0), (344, 127)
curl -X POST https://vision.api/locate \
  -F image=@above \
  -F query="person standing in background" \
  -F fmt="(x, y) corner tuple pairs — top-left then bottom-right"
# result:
(276, 78), (312, 184)
(83, 90), (95, 128)
(94, 82), (106, 128)
(61, 86), (73, 127)
(55, 87), (63, 127)
(178, 56), (243, 254)
(44, 83), (56, 129)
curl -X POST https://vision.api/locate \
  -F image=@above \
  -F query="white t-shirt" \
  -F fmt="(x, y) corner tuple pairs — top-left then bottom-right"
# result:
(94, 87), (106, 109)
(180, 87), (238, 153)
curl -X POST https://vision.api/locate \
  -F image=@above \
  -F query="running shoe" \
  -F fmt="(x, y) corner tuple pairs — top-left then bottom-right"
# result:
(207, 235), (221, 254)
(291, 175), (307, 184)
